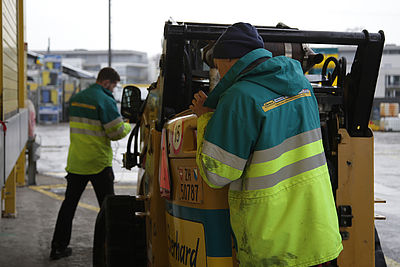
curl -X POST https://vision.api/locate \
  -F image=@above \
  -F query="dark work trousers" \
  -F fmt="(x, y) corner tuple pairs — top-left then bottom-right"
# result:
(51, 167), (115, 249)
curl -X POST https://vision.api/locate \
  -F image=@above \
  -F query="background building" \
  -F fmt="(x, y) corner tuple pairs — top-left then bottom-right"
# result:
(27, 52), (96, 123)
(312, 44), (400, 122)
(27, 50), (163, 123)
(34, 45), (400, 121)
(337, 44), (400, 98)
(34, 50), (151, 84)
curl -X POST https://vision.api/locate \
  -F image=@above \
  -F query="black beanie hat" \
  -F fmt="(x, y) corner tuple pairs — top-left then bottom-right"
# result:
(213, 22), (264, 59)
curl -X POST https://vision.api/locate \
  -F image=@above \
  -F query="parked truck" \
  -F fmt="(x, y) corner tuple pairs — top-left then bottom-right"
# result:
(94, 21), (386, 267)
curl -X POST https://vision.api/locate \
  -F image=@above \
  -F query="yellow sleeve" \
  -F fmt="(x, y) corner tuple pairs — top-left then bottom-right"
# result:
(196, 112), (223, 189)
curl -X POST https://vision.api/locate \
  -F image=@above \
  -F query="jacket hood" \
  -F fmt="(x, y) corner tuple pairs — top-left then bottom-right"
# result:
(205, 48), (310, 109)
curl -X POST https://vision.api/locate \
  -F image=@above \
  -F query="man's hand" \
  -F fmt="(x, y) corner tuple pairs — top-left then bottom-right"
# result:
(189, 90), (214, 117)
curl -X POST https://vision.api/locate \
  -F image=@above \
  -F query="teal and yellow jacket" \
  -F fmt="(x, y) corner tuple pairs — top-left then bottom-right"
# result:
(197, 48), (343, 266)
(66, 83), (131, 175)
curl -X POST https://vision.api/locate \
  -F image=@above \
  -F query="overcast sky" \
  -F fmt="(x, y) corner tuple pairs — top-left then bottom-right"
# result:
(27, 0), (399, 56)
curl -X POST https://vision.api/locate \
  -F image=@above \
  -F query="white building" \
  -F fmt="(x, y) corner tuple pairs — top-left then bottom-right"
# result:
(34, 50), (150, 84)
(338, 44), (400, 98)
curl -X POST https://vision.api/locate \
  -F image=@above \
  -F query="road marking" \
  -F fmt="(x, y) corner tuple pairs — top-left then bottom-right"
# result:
(29, 184), (136, 213)
(386, 256), (400, 266)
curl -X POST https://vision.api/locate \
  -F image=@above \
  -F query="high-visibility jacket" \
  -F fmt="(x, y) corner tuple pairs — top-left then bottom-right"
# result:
(196, 48), (343, 266)
(66, 83), (131, 175)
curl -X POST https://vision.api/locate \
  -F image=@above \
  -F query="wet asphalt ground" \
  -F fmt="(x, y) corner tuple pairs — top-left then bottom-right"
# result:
(0, 174), (137, 267)
(374, 132), (400, 266)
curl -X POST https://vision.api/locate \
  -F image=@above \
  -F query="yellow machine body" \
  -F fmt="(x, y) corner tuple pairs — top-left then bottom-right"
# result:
(140, 106), (238, 266)
(163, 114), (238, 267)
(336, 129), (375, 266)
(140, 110), (378, 267)
(130, 22), (385, 267)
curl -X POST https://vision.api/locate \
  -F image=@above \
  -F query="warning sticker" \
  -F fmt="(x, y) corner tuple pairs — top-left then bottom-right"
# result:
(159, 128), (171, 199)
(172, 120), (184, 154)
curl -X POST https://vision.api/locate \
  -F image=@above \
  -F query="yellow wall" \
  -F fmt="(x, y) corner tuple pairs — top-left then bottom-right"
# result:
(0, 2), (2, 119)
(18, 0), (26, 109)
(1, 0), (20, 119)
(1, 0), (26, 216)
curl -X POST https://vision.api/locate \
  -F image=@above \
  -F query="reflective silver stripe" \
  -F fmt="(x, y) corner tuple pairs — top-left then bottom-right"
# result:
(107, 124), (125, 138)
(203, 167), (233, 187)
(202, 140), (247, 170)
(252, 128), (322, 164)
(104, 117), (123, 129)
(284, 43), (292, 58)
(230, 179), (243, 191)
(70, 116), (102, 126)
(244, 151), (327, 191)
(71, 127), (106, 137)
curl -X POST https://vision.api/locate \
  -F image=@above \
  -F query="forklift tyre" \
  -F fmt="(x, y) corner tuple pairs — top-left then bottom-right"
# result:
(93, 195), (146, 267)
(375, 227), (387, 267)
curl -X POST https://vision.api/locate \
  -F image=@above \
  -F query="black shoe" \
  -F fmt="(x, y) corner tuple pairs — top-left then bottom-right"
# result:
(49, 247), (72, 260)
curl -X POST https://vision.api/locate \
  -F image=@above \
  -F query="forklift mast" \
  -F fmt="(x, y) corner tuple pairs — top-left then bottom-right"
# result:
(160, 22), (384, 136)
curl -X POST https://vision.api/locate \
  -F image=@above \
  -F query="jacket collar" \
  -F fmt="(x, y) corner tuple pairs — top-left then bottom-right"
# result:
(93, 83), (114, 97)
(204, 48), (272, 109)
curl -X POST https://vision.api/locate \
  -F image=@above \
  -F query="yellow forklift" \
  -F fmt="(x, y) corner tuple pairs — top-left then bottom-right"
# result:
(93, 22), (386, 267)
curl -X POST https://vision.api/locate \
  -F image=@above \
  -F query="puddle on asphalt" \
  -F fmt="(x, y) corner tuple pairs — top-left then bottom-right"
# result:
(49, 188), (66, 194)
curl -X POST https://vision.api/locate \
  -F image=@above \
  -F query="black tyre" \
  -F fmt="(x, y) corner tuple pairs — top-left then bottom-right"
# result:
(93, 195), (147, 267)
(375, 227), (387, 267)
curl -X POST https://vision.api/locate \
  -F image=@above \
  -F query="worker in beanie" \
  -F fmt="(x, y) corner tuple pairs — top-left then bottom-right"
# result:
(212, 22), (264, 59)
(190, 22), (343, 266)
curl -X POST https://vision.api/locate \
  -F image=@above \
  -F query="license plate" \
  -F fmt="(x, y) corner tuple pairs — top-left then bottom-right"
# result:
(178, 167), (203, 203)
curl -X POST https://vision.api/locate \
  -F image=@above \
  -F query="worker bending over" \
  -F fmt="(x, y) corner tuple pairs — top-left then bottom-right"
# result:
(190, 22), (343, 266)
